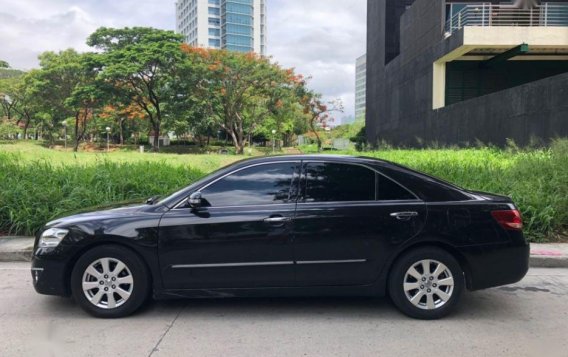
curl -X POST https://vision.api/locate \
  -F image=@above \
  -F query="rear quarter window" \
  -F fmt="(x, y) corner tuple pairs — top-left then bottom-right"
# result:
(377, 165), (470, 202)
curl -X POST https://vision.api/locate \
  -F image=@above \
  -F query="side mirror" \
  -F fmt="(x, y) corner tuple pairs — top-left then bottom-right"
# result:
(188, 192), (203, 209)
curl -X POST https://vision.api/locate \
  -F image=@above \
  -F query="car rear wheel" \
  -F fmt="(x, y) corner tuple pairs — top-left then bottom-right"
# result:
(71, 245), (150, 318)
(388, 247), (464, 319)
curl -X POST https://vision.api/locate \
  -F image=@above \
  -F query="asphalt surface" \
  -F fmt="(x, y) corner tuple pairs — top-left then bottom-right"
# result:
(0, 263), (567, 357)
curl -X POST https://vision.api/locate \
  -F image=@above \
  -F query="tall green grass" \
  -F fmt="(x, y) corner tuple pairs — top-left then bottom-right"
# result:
(0, 140), (566, 242)
(357, 142), (568, 242)
(0, 154), (206, 236)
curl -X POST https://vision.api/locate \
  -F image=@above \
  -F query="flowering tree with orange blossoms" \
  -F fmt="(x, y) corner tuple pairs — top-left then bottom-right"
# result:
(180, 46), (309, 154)
(299, 89), (343, 152)
(99, 103), (146, 145)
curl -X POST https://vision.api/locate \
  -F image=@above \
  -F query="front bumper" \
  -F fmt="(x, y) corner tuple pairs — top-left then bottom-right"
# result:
(31, 250), (72, 297)
(461, 242), (530, 291)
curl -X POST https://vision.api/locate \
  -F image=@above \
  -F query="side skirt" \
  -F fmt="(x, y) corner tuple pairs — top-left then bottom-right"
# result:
(154, 283), (386, 300)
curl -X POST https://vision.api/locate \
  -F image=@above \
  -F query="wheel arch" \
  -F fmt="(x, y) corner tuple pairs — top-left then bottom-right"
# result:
(63, 239), (156, 296)
(383, 241), (474, 291)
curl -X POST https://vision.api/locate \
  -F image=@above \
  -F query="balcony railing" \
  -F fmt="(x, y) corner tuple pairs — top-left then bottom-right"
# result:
(445, 3), (568, 35)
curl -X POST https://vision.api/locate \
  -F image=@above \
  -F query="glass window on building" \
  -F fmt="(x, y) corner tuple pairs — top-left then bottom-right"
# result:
(208, 7), (220, 15)
(209, 28), (221, 37)
(209, 38), (221, 48)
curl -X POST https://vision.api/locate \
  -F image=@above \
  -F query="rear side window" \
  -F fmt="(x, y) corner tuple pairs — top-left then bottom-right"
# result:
(378, 174), (416, 201)
(304, 163), (375, 202)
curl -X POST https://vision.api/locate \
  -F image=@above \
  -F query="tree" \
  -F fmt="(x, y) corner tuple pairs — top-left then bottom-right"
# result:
(0, 60), (9, 69)
(350, 125), (367, 152)
(87, 27), (186, 150)
(65, 82), (103, 151)
(99, 102), (146, 145)
(0, 77), (20, 120)
(0, 120), (20, 139)
(299, 89), (343, 151)
(10, 71), (44, 139)
(32, 50), (99, 149)
(182, 47), (305, 154)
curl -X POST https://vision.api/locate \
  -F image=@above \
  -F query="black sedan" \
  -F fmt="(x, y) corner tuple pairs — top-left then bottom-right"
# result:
(32, 155), (529, 319)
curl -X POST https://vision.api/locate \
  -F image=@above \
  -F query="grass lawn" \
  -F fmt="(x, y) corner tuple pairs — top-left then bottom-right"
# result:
(1, 140), (566, 242)
(0, 141), (243, 172)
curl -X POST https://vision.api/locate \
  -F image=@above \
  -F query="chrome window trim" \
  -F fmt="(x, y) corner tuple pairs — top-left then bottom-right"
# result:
(172, 160), (301, 210)
(295, 200), (424, 207)
(171, 158), (422, 210)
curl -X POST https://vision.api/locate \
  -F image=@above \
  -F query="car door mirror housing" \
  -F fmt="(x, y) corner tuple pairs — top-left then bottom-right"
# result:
(188, 192), (203, 209)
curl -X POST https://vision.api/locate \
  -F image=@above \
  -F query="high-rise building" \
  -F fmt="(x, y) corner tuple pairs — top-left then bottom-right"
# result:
(366, 0), (568, 147)
(175, 0), (267, 55)
(355, 54), (367, 121)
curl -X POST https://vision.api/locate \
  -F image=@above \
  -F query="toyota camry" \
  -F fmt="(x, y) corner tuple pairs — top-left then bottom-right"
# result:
(32, 155), (529, 319)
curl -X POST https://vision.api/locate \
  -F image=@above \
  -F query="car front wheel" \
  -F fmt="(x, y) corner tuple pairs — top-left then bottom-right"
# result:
(71, 245), (150, 318)
(388, 247), (464, 319)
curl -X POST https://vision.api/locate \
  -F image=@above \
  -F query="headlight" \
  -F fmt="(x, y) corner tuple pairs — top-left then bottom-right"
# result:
(39, 228), (69, 248)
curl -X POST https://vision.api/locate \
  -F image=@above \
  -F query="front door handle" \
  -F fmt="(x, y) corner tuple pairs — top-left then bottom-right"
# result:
(390, 211), (419, 221)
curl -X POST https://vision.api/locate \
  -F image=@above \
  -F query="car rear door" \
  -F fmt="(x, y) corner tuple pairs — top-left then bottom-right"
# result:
(158, 161), (300, 290)
(292, 160), (427, 286)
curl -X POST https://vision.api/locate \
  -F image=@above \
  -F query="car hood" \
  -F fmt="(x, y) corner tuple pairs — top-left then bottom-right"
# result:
(45, 201), (149, 228)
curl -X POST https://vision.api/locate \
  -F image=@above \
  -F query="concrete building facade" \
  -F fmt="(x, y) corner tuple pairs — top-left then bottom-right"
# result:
(366, 0), (568, 147)
(176, 0), (267, 55)
(355, 54), (367, 121)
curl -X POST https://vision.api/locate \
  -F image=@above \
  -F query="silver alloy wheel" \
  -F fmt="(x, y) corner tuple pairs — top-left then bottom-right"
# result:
(82, 257), (134, 309)
(403, 259), (455, 310)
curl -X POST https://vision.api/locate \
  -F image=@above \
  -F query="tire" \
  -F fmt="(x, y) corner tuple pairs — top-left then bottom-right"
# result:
(71, 245), (150, 318)
(388, 247), (464, 320)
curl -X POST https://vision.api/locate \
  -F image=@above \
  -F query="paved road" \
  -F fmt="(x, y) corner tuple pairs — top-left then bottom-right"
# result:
(0, 263), (567, 357)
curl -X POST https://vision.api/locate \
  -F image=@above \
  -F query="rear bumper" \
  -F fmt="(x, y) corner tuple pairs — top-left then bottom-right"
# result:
(461, 242), (530, 291)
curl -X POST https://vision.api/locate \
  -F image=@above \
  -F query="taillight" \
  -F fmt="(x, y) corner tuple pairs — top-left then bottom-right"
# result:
(491, 210), (523, 231)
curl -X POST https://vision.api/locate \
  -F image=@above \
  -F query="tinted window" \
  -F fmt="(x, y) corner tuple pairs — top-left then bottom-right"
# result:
(304, 163), (375, 202)
(378, 174), (416, 201)
(201, 163), (296, 207)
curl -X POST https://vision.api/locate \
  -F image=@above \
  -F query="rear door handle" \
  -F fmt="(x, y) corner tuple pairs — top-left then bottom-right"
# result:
(264, 216), (292, 225)
(390, 212), (419, 221)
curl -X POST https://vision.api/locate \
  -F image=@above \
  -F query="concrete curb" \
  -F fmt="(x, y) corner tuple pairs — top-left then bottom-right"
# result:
(1, 237), (567, 268)
(0, 237), (34, 262)
(530, 244), (568, 268)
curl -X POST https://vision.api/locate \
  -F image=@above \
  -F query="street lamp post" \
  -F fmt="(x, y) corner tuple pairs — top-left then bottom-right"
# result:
(272, 129), (277, 154)
(106, 127), (111, 152)
(62, 121), (67, 149)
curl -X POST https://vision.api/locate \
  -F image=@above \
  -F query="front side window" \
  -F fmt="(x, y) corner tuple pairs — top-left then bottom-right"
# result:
(201, 163), (297, 207)
(304, 163), (376, 202)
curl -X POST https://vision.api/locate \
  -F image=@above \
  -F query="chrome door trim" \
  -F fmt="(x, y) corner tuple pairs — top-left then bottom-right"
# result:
(296, 259), (367, 265)
(171, 259), (368, 269)
(171, 261), (295, 269)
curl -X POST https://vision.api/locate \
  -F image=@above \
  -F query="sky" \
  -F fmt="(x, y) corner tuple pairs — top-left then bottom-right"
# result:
(0, 0), (367, 123)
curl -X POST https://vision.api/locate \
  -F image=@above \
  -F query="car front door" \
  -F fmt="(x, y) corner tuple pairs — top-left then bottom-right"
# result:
(293, 161), (427, 286)
(158, 161), (300, 290)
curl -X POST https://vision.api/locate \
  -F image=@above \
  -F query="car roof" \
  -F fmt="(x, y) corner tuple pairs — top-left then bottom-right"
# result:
(231, 154), (390, 167)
